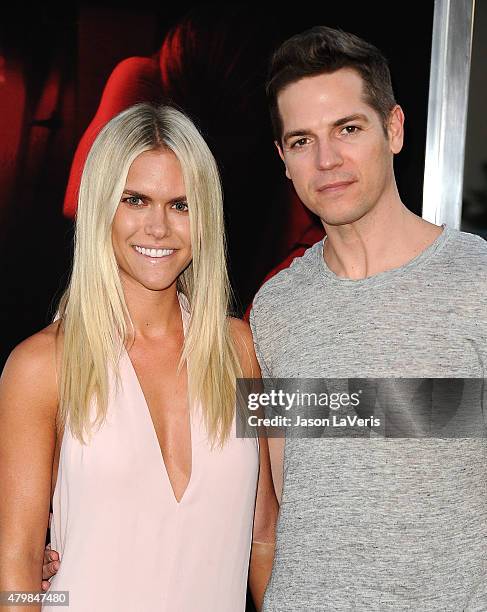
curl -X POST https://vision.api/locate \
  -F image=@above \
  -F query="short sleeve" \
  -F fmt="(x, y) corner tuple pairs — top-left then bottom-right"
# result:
(249, 305), (272, 378)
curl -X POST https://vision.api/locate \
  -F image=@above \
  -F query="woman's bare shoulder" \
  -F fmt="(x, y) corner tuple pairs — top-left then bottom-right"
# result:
(0, 322), (61, 410)
(228, 317), (254, 352)
(228, 316), (252, 339)
(228, 317), (260, 378)
(6, 320), (60, 364)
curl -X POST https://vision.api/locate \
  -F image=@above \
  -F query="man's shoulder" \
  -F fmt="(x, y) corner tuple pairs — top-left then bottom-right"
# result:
(451, 230), (487, 263)
(444, 228), (487, 278)
(251, 239), (323, 314)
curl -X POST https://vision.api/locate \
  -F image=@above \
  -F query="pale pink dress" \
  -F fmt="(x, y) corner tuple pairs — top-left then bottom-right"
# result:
(45, 296), (259, 611)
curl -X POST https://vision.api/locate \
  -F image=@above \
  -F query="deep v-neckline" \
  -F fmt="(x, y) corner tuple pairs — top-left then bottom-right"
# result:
(123, 293), (194, 506)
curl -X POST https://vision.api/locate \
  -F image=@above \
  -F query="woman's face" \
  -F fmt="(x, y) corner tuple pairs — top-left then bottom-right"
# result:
(112, 148), (192, 293)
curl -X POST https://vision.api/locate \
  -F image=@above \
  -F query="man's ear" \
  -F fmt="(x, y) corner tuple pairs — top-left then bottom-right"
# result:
(387, 105), (404, 154)
(274, 140), (291, 179)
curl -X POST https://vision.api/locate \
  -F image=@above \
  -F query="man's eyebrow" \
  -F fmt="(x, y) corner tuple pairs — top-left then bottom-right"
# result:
(333, 113), (370, 127)
(282, 130), (310, 145)
(282, 114), (370, 144)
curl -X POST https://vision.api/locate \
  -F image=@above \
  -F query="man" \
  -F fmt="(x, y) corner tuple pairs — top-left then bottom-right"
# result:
(249, 26), (487, 611)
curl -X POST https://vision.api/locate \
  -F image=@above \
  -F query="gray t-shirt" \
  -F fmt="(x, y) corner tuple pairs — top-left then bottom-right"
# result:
(250, 226), (487, 611)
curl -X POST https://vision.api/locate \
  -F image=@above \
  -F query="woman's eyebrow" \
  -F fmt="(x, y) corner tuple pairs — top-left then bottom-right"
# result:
(122, 189), (151, 200)
(122, 190), (187, 204)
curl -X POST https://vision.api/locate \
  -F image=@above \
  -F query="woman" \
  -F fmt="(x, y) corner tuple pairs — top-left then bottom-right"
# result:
(0, 104), (277, 611)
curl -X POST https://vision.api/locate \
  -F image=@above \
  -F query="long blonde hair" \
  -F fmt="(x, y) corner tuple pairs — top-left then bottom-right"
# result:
(56, 103), (241, 447)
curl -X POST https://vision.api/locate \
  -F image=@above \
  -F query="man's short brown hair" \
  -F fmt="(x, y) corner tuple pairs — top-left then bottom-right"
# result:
(267, 26), (397, 141)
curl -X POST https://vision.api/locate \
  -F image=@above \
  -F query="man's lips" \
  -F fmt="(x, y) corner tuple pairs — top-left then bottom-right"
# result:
(316, 180), (356, 192)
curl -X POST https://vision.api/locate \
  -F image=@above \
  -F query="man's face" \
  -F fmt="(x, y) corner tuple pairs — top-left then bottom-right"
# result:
(276, 68), (403, 226)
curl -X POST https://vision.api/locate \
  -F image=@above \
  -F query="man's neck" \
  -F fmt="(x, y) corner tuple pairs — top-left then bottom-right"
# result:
(322, 201), (444, 280)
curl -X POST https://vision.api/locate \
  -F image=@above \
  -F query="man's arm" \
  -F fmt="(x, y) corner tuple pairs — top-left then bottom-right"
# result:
(41, 543), (59, 591)
(0, 331), (58, 611)
(248, 432), (278, 611)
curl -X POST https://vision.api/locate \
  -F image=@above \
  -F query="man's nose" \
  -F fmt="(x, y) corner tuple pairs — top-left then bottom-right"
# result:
(144, 205), (169, 239)
(315, 138), (343, 171)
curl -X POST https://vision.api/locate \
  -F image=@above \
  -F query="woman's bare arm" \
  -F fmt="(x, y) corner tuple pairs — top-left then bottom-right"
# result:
(0, 329), (58, 611)
(230, 318), (278, 611)
(267, 437), (284, 504)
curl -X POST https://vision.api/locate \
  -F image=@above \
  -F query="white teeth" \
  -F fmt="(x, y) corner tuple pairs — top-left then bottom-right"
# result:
(134, 246), (174, 258)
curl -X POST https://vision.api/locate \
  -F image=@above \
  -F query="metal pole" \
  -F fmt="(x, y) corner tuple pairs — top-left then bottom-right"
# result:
(422, 0), (475, 228)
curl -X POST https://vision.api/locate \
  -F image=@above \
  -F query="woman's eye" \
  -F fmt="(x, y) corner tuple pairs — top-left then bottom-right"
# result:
(123, 196), (143, 206)
(172, 201), (189, 212)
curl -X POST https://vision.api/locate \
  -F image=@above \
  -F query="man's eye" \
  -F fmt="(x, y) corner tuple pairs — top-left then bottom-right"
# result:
(172, 200), (189, 212)
(291, 138), (309, 148)
(340, 125), (360, 136)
